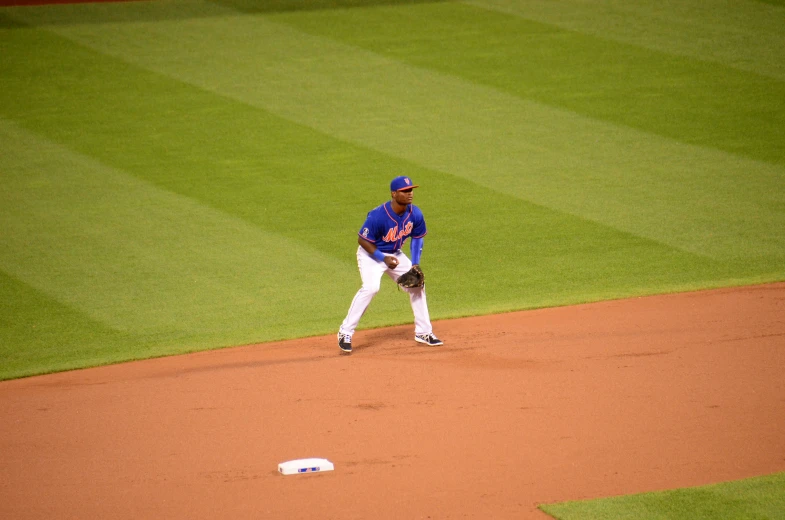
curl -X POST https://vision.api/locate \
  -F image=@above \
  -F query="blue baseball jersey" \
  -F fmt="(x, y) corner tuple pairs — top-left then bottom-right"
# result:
(358, 202), (427, 253)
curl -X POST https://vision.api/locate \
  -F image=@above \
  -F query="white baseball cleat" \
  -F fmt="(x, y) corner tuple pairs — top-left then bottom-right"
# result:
(338, 333), (353, 353)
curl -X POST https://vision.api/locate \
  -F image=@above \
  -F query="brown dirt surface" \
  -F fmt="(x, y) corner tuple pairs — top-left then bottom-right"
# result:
(2, 283), (785, 519)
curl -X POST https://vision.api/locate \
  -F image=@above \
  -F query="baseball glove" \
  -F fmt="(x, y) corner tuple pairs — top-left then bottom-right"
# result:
(397, 265), (425, 288)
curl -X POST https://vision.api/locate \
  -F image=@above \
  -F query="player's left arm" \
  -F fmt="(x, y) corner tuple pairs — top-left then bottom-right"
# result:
(409, 206), (427, 266)
(410, 237), (424, 265)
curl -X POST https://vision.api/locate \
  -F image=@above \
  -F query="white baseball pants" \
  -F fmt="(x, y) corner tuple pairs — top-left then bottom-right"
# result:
(339, 246), (433, 337)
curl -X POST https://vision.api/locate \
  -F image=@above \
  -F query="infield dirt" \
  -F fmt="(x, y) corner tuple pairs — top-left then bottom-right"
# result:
(1, 283), (784, 519)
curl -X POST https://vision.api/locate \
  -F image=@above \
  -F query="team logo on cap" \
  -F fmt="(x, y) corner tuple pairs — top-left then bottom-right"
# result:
(405, 178), (411, 185)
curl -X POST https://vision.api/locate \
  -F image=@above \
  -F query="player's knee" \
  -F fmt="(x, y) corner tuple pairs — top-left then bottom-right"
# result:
(361, 283), (381, 296)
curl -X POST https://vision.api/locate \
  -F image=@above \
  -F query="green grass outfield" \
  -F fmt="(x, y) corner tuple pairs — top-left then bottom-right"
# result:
(2, 0), (784, 381)
(540, 471), (785, 520)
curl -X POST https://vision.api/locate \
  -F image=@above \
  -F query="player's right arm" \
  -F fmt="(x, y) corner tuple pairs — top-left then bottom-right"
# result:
(358, 235), (398, 269)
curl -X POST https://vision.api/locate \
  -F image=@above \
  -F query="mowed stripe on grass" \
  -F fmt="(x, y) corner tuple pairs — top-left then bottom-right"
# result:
(9, 0), (784, 264)
(467, 0), (785, 82)
(1, 0), (784, 379)
(0, 120), (356, 369)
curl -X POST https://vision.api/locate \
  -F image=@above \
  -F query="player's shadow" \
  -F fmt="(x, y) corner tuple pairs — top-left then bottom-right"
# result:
(354, 326), (411, 352)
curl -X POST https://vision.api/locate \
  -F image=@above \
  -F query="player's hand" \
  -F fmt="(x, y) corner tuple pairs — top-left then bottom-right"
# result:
(384, 256), (399, 269)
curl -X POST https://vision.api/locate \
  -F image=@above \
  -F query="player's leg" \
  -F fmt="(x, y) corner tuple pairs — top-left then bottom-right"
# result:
(339, 246), (386, 339)
(386, 253), (441, 345)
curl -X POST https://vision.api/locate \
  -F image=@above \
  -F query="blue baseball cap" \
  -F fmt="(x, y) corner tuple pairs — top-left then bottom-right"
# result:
(390, 176), (419, 192)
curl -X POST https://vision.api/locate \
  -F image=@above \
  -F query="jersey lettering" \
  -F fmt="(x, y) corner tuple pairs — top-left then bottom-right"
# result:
(358, 202), (426, 253)
(382, 222), (413, 243)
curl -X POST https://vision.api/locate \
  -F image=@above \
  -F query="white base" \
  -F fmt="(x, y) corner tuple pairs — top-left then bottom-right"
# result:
(278, 458), (334, 475)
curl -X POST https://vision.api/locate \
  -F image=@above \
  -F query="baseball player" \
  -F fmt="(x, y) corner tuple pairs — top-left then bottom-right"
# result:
(338, 176), (443, 353)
